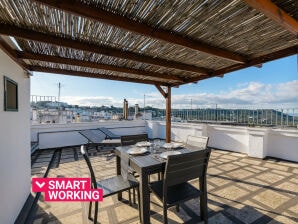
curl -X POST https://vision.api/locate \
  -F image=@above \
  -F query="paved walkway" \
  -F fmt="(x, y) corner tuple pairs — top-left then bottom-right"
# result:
(30, 147), (298, 224)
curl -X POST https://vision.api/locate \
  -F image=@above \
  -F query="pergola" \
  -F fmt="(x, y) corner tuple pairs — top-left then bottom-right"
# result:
(0, 0), (297, 142)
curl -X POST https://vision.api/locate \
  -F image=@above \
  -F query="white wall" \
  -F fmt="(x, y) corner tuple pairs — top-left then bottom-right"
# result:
(146, 121), (298, 162)
(207, 125), (249, 154)
(0, 49), (31, 223)
(32, 120), (146, 149)
(31, 120), (298, 161)
(267, 129), (298, 161)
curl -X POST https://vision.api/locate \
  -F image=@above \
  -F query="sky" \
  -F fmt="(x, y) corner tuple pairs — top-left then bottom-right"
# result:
(30, 55), (298, 109)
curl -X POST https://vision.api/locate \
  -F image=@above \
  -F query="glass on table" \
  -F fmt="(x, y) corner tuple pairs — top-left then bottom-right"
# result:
(153, 139), (159, 147)
(149, 143), (156, 154)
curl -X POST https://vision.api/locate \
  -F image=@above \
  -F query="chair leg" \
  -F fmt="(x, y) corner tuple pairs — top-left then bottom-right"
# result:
(163, 206), (168, 224)
(137, 187), (141, 223)
(200, 193), (208, 223)
(133, 188), (136, 204)
(176, 204), (180, 212)
(88, 201), (92, 220)
(94, 202), (98, 224)
(128, 189), (132, 205)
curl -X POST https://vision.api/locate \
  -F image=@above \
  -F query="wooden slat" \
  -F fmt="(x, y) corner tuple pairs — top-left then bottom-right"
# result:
(18, 51), (184, 82)
(187, 46), (298, 83)
(0, 37), (29, 70)
(30, 66), (169, 86)
(212, 46), (298, 77)
(33, 0), (247, 63)
(243, 0), (298, 34)
(0, 24), (209, 75)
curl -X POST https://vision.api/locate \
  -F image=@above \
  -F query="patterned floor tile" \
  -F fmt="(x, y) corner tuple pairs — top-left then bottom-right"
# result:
(29, 147), (298, 224)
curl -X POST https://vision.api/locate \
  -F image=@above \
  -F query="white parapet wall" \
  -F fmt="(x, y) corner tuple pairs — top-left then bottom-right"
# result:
(146, 121), (298, 162)
(267, 129), (298, 162)
(31, 120), (298, 162)
(32, 120), (146, 149)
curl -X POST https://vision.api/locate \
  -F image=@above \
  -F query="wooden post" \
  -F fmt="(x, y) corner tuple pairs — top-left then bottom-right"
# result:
(166, 86), (171, 143)
(155, 85), (171, 143)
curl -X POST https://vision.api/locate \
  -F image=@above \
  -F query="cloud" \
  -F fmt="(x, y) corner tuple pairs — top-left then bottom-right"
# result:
(61, 81), (298, 109)
(61, 96), (119, 107)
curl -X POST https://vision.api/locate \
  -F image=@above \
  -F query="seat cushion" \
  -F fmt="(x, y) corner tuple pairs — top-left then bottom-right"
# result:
(97, 174), (138, 197)
(150, 181), (201, 206)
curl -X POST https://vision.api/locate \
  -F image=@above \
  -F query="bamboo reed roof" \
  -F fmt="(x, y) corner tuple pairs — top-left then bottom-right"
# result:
(0, 0), (297, 86)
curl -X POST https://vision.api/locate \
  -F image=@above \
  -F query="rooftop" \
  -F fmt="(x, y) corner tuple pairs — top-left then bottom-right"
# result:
(26, 146), (298, 224)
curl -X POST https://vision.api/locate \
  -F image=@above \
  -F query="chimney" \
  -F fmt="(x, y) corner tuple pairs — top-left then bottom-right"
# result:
(123, 99), (128, 120)
(125, 100), (129, 119)
(123, 99), (126, 119)
(135, 104), (139, 115)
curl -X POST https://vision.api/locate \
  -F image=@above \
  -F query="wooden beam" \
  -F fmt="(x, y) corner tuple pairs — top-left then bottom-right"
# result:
(18, 51), (183, 82)
(212, 46), (298, 77)
(155, 85), (167, 98)
(33, 0), (247, 63)
(155, 84), (171, 142)
(31, 66), (169, 86)
(0, 24), (209, 75)
(186, 45), (298, 83)
(243, 0), (298, 34)
(0, 37), (29, 70)
(165, 86), (171, 143)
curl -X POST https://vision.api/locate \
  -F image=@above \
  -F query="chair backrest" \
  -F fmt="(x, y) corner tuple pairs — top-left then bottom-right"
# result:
(121, 134), (148, 146)
(79, 129), (106, 143)
(80, 145), (97, 189)
(164, 148), (211, 187)
(98, 127), (120, 139)
(186, 135), (209, 150)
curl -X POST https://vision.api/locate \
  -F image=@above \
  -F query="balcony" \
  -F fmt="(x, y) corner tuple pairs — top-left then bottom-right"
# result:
(13, 121), (297, 223)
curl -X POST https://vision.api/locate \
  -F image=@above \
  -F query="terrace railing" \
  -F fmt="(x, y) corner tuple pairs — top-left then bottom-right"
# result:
(152, 108), (298, 128)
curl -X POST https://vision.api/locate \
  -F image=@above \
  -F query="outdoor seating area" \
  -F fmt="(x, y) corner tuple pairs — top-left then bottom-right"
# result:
(27, 144), (298, 224)
(0, 1), (297, 223)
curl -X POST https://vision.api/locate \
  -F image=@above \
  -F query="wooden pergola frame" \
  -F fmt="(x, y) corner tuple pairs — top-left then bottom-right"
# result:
(0, 0), (297, 143)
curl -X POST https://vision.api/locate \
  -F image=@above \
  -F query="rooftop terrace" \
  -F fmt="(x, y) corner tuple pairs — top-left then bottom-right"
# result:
(25, 146), (298, 224)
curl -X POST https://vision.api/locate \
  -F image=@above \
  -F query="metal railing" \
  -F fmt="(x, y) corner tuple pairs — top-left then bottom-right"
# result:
(152, 108), (298, 128)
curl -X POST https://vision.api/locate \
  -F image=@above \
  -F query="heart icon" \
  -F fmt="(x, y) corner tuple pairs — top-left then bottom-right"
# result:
(36, 181), (45, 189)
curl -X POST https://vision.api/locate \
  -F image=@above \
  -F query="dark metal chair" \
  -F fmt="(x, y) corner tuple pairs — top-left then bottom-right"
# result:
(120, 133), (148, 146)
(120, 133), (149, 201)
(98, 127), (121, 139)
(79, 129), (121, 150)
(149, 148), (211, 224)
(80, 145), (140, 224)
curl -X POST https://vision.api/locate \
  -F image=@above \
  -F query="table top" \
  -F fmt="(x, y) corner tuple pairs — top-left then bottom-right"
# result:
(115, 146), (190, 172)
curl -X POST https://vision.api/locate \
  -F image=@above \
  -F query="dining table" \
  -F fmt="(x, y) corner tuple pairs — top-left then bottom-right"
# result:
(114, 143), (191, 224)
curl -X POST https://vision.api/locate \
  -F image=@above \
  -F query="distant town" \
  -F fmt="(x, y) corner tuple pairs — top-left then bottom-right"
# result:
(31, 99), (152, 124)
(30, 98), (298, 128)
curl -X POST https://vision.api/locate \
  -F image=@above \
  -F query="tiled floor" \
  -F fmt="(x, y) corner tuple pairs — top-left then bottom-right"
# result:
(30, 147), (298, 224)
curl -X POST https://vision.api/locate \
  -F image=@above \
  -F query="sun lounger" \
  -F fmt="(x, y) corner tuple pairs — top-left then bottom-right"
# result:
(98, 127), (121, 139)
(79, 129), (121, 151)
